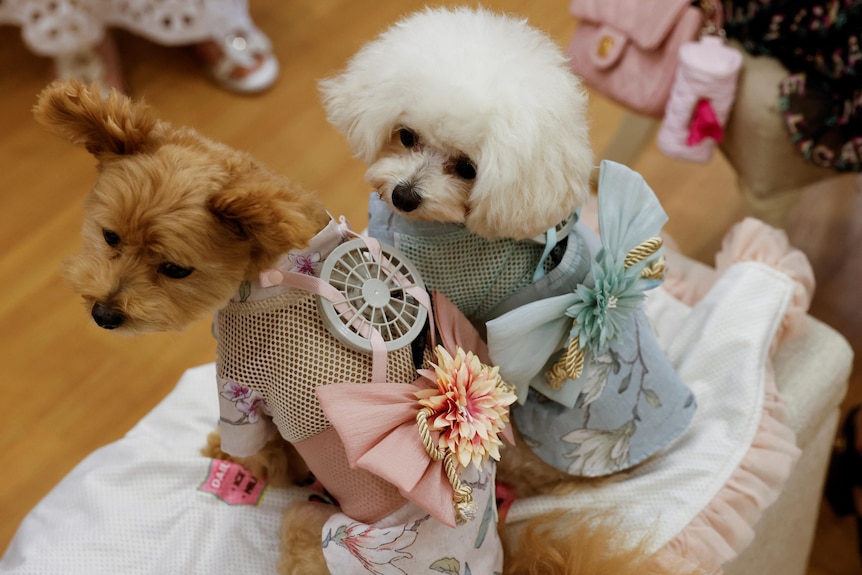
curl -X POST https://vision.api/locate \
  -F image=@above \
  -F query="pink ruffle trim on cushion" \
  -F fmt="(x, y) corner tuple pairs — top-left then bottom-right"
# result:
(655, 218), (811, 574)
(660, 243), (718, 307)
(656, 362), (800, 574)
(663, 218), (815, 347)
(713, 218), (815, 348)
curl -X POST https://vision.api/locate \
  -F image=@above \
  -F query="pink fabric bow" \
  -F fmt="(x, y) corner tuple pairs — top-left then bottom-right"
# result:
(317, 378), (456, 525)
(316, 291), (512, 528)
(687, 98), (724, 146)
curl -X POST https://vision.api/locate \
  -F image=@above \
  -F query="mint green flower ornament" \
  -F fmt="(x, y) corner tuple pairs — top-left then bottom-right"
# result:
(566, 252), (645, 356)
(548, 234), (664, 387)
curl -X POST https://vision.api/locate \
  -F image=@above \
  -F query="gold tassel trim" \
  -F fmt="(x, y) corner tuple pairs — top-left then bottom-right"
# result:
(546, 335), (584, 389)
(416, 407), (477, 525)
(641, 255), (666, 280)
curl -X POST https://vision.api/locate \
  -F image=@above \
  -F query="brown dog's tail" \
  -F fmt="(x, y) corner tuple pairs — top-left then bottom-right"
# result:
(503, 510), (705, 575)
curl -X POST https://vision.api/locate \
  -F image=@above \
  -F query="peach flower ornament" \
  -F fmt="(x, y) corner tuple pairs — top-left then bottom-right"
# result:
(417, 346), (517, 469)
(415, 345), (517, 522)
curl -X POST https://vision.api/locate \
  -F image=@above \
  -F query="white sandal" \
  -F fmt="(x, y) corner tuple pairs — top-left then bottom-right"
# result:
(196, 28), (279, 94)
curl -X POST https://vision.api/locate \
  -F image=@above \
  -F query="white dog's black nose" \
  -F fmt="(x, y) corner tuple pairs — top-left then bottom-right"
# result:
(92, 302), (125, 329)
(392, 183), (422, 212)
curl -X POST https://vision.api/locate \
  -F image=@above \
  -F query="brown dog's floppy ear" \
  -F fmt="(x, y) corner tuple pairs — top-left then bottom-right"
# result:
(33, 79), (158, 158)
(208, 172), (327, 273)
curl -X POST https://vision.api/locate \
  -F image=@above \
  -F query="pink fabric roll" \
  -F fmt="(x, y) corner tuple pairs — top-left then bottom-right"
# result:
(658, 36), (743, 163)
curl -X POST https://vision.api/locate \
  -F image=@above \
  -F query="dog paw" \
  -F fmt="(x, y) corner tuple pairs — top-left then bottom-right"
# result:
(201, 429), (309, 488)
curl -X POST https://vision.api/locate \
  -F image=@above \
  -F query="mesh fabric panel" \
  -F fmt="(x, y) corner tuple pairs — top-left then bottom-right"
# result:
(397, 231), (548, 320)
(216, 289), (418, 444)
(296, 428), (406, 522)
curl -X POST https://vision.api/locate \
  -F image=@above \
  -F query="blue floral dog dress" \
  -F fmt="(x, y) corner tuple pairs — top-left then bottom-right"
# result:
(369, 161), (696, 477)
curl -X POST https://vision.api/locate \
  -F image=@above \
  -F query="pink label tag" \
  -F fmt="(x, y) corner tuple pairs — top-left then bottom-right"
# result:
(199, 459), (267, 505)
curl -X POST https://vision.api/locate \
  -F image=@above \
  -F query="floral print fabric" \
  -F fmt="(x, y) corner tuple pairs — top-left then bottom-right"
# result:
(510, 311), (696, 476)
(321, 466), (502, 575)
(724, 0), (862, 172)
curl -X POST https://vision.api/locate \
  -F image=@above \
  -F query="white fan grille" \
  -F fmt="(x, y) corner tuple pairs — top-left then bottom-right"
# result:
(318, 239), (428, 353)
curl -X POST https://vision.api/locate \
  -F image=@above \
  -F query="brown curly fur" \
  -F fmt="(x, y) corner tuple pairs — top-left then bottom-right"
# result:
(38, 80), (702, 575)
(503, 510), (703, 575)
(279, 502), (334, 575)
(34, 79), (329, 335)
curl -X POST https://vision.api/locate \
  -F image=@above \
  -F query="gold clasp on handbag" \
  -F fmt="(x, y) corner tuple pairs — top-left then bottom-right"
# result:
(597, 35), (615, 58)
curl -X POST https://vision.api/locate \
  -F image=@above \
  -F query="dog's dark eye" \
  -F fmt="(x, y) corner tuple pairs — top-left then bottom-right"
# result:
(157, 262), (195, 279)
(454, 158), (477, 180)
(399, 128), (417, 148)
(103, 229), (121, 247)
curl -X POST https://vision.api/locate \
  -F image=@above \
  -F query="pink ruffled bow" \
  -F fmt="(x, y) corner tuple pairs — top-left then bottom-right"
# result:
(317, 378), (459, 526)
(317, 291), (514, 528)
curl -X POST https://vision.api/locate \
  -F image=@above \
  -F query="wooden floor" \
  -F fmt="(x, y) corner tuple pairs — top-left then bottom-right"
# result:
(0, 1), (859, 572)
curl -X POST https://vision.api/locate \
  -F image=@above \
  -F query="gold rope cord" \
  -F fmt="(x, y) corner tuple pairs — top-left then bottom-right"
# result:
(545, 236), (665, 389)
(416, 407), (477, 525)
(546, 334), (584, 389)
(624, 236), (663, 268)
(641, 255), (666, 280)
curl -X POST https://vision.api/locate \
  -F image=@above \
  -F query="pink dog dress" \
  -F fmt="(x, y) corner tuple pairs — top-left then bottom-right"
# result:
(215, 218), (512, 573)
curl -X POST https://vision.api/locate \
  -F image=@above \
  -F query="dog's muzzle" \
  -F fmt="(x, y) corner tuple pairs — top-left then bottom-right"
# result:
(392, 182), (422, 212)
(92, 302), (126, 329)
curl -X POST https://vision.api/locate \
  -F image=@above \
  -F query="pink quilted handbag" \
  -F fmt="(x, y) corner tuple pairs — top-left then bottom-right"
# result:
(566, 0), (718, 118)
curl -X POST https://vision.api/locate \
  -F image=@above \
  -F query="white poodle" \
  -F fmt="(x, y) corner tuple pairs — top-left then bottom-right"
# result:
(320, 6), (594, 241)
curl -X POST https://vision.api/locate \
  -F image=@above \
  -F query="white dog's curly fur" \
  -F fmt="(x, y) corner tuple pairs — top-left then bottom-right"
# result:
(320, 6), (594, 241)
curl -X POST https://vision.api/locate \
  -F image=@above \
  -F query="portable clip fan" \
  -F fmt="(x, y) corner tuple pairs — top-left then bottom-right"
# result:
(317, 238), (429, 354)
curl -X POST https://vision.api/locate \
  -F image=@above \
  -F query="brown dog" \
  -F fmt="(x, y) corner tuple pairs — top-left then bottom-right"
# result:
(35, 79), (331, 571)
(35, 80), (700, 575)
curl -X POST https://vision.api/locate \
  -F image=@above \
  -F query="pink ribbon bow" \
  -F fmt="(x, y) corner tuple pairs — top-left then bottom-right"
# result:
(316, 292), (513, 528)
(687, 98), (724, 146)
(317, 377), (458, 526)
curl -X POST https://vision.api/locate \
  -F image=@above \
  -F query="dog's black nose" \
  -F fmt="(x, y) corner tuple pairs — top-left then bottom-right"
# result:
(392, 183), (422, 212)
(92, 302), (125, 329)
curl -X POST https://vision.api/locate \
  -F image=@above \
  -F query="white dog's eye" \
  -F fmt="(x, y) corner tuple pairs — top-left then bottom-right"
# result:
(398, 128), (417, 148)
(454, 158), (476, 180)
(158, 262), (195, 279)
